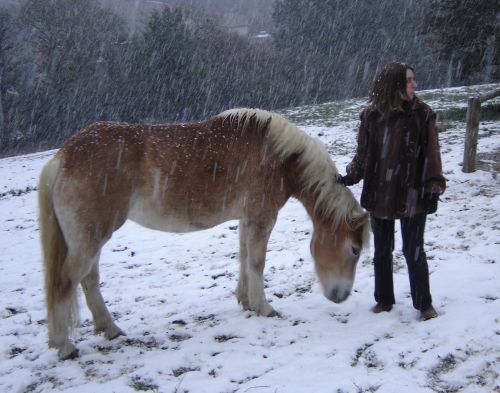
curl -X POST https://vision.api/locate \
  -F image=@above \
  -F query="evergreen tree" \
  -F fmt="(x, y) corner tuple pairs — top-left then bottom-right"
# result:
(122, 8), (202, 122)
(191, 16), (300, 112)
(272, 0), (430, 99)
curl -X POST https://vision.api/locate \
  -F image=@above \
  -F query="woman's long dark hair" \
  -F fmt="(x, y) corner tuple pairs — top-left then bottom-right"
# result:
(368, 62), (417, 121)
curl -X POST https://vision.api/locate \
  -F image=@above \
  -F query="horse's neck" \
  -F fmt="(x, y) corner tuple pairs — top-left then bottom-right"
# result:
(297, 187), (325, 224)
(284, 157), (323, 223)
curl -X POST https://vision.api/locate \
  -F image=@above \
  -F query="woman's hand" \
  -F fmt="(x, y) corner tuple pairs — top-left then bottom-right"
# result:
(336, 174), (355, 186)
(422, 193), (439, 214)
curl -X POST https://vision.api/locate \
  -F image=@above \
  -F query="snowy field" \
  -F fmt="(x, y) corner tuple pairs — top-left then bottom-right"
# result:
(0, 86), (499, 393)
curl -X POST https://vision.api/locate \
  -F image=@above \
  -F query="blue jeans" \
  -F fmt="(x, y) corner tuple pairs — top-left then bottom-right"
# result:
(371, 214), (432, 311)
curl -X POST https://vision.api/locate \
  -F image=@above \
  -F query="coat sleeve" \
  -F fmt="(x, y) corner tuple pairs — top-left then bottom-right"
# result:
(423, 111), (446, 195)
(345, 110), (369, 184)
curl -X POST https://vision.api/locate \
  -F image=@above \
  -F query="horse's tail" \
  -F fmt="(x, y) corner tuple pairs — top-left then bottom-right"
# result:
(38, 158), (79, 334)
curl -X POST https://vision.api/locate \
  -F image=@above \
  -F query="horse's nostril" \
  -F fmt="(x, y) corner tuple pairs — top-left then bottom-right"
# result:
(329, 286), (349, 303)
(330, 288), (341, 303)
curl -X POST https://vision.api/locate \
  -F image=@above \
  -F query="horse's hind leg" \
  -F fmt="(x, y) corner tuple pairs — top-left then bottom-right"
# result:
(81, 255), (125, 340)
(236, 217), (278, 317)
(48, 250), (94, 360)
(49, 289), (79, 360)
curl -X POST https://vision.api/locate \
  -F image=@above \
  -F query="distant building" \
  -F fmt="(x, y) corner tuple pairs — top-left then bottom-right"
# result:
(220, 12), (249, 36)
(251, 31), (272, 43)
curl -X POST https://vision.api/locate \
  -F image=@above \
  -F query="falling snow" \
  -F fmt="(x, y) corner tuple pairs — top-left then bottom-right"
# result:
(0, 84), (499, 393)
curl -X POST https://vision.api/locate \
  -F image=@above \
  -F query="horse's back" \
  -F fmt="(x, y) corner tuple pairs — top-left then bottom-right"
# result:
(53, 117), (290, 235)
(127, 116), (290, 231)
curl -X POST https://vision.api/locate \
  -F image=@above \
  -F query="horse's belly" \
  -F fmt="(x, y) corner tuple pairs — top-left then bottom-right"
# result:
(127, 201), (238, 233)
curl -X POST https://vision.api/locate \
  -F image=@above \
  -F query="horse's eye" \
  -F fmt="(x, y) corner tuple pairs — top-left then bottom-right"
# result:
(351, 246), (360, 256)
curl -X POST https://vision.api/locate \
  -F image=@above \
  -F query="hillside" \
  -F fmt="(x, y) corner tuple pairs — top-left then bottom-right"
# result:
(0, 84), (499, 392)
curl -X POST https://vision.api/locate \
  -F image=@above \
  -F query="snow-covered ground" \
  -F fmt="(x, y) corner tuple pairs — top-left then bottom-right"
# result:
(0, 86), (499, 393)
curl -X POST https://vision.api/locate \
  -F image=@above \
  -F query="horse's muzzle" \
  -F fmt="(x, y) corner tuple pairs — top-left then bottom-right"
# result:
(328, 289), (349, 303)
(326, 280), (353, 303)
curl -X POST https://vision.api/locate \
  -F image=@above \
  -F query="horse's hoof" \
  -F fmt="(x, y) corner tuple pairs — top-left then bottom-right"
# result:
(59, 346), (79, 360)
(256, 306), (280, 317)
(104, 325), (126, 340)
(236, 296), (250, 310)
(266, 309), (281, 318)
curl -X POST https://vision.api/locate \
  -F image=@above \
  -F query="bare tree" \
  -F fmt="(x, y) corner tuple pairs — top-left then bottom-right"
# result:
(20, 0), (127, 144)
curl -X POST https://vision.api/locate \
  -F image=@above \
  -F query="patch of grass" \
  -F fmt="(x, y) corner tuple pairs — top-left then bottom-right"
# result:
(352, 384), (382, 393)
(214, 334), (239, 343)
(397, 352), (419, 369)
(436, 120), (459, 133)
(281, 98), (364, 126)
(426, 353), (463, 392)
(480, 103), (500, 121)
(25, 376), (61, 392)
(172, 366), (200, 377)
(169, 333), (192, 342)
(0, 186), (37, 199)
(122, 336), (159, 349)
(9, 346), (26, 358)
(436, 107), (468, 122)
(130, 375), (159, 392)
(278, 83), (500, 128)
(436, 103), (500, 123)
(351, 343), (383, 369)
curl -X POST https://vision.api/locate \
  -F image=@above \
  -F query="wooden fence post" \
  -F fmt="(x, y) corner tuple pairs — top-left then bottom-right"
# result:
(462, 87), (500, 173)
(462, 97), (481, 173)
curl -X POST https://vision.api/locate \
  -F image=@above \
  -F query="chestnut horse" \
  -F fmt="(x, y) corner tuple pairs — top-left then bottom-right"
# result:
(39, 108), (369, 359)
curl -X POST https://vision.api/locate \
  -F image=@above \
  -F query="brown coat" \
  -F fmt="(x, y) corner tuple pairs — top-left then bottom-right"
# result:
(346, 99), (446, 219)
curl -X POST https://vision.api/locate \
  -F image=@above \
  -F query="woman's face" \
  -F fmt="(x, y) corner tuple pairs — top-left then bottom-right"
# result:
(406, 69), (417, 100)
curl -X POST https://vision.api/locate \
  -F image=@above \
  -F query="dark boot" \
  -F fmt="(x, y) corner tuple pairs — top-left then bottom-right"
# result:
(421, 305), (438, 320)
(371, 303), (393, 313)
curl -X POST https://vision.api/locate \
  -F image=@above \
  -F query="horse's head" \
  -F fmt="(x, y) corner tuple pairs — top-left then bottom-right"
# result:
(310, 210), (370, 303)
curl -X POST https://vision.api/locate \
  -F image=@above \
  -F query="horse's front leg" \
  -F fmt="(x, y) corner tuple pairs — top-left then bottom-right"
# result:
(237, 217), (278, 317)
(236, 219), (250, 310)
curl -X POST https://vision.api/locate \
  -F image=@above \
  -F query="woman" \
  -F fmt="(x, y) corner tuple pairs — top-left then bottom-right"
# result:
(339, 62), (446, 320)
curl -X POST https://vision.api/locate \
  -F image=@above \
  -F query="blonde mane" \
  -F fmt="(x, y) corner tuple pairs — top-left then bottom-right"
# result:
(219, 108), (364, 229)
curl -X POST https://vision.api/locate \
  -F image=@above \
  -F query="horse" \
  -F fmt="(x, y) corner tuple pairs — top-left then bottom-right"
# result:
(38, 108), (370, 359)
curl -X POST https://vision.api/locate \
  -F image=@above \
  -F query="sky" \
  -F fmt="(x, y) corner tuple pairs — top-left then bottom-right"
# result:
(0, 84), (499, 393)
